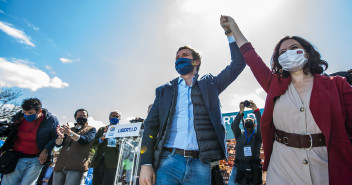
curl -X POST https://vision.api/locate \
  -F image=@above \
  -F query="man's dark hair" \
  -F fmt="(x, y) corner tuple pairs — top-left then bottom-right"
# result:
(21, 98), (42, 112)
(177, 46), (202, 71)
(271, 36), (329, 78)
(74, 108), (88, 118)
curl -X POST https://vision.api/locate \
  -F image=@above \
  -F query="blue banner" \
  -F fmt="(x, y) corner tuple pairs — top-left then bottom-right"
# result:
(222, 109), (264, 139)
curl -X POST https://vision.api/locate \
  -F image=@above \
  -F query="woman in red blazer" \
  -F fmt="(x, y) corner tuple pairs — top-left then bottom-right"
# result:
(220, 15), (352, 185)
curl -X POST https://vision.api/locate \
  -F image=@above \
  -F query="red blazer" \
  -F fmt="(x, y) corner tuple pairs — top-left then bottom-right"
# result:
(240, 43), (352, 185)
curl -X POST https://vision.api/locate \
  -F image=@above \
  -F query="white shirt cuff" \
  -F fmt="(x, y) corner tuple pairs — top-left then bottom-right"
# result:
(227, 36), (235, 43)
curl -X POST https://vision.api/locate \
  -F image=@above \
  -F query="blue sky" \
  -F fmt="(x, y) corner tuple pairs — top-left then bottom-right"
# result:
(1, 0), (351, 127)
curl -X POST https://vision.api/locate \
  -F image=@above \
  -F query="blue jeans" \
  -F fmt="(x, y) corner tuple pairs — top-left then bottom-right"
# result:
(156, 150), (211, 185)
(1, 157), (43, 185)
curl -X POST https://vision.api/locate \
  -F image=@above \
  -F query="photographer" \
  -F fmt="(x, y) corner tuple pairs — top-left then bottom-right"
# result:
(228, 100), (262, 185)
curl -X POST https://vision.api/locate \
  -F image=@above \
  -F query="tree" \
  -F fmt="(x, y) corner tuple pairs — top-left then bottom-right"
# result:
(0, 87), (22, 120)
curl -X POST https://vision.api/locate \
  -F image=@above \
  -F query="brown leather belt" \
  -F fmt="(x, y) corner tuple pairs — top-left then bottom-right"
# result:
(163, 147), (199, 158)
(274, 129), (326, 149)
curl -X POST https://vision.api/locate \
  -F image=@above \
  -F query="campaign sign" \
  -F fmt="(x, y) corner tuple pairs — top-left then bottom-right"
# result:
(222, 109), (264, 139)
(105, 122), (142, 138)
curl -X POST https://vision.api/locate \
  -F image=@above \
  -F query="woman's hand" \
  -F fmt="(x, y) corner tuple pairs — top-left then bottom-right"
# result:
(220, 15), (248, 47)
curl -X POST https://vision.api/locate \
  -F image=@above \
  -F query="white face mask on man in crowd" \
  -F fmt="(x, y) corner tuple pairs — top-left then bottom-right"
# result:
(278, 49), (308, 72)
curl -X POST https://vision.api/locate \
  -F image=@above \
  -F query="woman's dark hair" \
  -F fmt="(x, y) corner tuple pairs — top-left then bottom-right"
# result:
(21, 98), (42, 112)
(271, 36), (328, 78)
(74, 108), (88, 118)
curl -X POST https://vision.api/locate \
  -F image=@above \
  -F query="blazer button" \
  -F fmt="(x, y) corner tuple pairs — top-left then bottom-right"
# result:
(300, 107), (305, 112)
(302, 159), (308, 165)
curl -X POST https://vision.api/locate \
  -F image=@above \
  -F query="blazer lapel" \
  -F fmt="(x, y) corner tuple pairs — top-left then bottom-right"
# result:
(270, 76), (291, 98)
(310, 74), (332, 143)
(161, 77), (178, 125)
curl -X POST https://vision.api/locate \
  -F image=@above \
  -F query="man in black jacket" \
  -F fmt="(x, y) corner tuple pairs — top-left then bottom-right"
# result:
(228, 100), (262, 185)
(0, 98), (59, 185)
(139, 16), (246, 185)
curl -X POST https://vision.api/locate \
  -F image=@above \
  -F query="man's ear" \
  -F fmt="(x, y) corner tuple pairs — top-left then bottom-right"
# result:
(193, 59), (201, 66)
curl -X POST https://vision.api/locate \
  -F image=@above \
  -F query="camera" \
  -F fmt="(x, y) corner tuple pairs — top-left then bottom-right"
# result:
(243, 100), (252, 108)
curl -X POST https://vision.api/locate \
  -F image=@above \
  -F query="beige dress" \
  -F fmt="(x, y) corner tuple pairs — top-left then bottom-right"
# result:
(266, 82), (329, 185)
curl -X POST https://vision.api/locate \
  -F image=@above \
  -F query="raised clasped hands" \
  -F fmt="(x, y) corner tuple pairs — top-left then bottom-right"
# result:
(220, 15), (236, 33)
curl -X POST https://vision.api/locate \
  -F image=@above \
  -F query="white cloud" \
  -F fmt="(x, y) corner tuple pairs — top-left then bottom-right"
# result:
(59, 57), (79, 64)
(87, 117), (106, 129)
(0, 10), (4, 14)
(0, 58), (69, 91)
(45, 65), (52, 70)
(24, 20), (39, 31)
(0, 21), (35, 47)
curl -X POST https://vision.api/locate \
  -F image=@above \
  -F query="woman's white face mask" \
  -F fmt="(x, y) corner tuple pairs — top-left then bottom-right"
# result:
(278, 49), (308, 72)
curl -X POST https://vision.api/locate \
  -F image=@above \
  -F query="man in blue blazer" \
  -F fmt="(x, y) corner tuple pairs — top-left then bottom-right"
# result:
(139, 16), (246, 185)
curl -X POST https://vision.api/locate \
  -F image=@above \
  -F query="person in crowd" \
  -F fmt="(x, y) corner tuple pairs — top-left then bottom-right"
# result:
(122, 152), (133, 184)
(90, 110), (121, 185)
(329, 69), (352, 85)
(84, 168), (94, 185)
(224, 15), (352, 184)
(53, 109), (96, 185)
(42, 151), (57, 185)
(36, 164), (50, 185)
(228, 100), (262, 185)
(0, 98), (59, 185)
(139, 15), (246, 185)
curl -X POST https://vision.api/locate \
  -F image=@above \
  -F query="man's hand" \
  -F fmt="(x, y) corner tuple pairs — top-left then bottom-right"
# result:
(56, 126), (64, 138)
(139, 165), (156, 185)
(220, 15), (237, 35)
(101, 134), (106, 141)
(39, 149), (48, 164)
(220, 15), (231, 31)
(239, 102), (245, 114)
(61, 123), (71, 135)
(220, 15), (248, 47)
(101, 126), (109, 141)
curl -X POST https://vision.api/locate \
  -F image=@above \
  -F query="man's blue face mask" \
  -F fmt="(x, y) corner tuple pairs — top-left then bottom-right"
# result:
(24, 113), (37, 122)
(110, 117), (119, 125)
(175, 58), (196, 75)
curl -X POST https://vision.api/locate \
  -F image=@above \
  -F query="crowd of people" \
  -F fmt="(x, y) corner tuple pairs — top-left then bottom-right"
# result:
(0, 14), (351, 185)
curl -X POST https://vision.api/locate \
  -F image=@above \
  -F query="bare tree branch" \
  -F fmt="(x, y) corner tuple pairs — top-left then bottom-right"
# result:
(0, 87), (22, 120)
